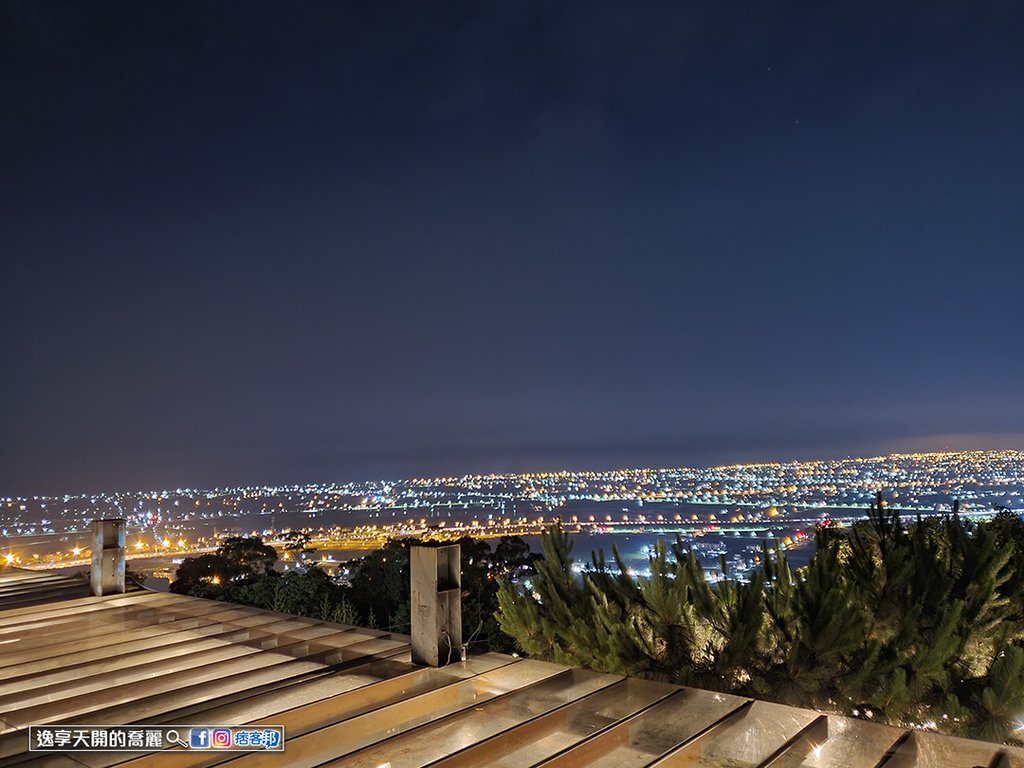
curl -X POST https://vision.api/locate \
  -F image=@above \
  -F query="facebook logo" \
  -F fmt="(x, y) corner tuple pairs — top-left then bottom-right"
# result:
(189, 729), (210, 749)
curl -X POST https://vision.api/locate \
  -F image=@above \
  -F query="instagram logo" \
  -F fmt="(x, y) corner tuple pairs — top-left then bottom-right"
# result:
(211, 729), (232, 749)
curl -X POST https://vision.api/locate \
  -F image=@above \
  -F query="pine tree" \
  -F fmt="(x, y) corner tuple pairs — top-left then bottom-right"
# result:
(496, 499), (1024, 745)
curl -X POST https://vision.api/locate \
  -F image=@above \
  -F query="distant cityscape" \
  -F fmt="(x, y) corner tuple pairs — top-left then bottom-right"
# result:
(3, 450), (1022, 584)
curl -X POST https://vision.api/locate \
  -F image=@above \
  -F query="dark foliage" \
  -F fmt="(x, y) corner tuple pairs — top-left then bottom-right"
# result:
(169, 536), (277, 596)
(170, 533), (535, 652)
(497, 496), (1024, 744)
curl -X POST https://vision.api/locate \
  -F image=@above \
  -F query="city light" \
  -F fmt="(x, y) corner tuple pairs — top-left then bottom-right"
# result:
(2, 450), (1022, 578)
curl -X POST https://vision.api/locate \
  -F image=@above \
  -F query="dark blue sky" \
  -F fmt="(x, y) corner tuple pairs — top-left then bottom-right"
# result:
(2, 1), (1023, 494)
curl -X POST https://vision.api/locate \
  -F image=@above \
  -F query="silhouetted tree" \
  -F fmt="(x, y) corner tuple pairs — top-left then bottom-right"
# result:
(169, 553), (232, 596)
(281, 530), (314, 560)
(347, 539), (410, 627)
(216, 536), (278, 577)
(170, 536), (278, 596)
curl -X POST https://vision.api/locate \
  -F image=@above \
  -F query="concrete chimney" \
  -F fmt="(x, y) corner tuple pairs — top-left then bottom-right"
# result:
(90, 519), (126, 596)
(409, 542), (461, 666)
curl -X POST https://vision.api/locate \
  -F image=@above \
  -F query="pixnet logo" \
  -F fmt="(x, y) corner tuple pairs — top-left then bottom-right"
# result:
(211, 729), (232, 749)
(189, 729), (209, 749)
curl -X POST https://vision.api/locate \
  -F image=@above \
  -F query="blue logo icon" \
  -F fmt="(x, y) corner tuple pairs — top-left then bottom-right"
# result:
(189, 729), (210, 749)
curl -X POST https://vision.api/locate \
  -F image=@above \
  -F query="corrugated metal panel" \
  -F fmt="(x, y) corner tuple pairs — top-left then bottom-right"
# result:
(1, 568), (1022, 768)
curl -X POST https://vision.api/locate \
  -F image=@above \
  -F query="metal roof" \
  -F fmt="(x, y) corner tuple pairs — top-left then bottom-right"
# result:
(0, 567), (1021, 768)
(0, 568), (92, 611)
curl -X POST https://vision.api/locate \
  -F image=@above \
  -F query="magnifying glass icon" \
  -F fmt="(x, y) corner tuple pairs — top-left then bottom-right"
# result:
(165, 730), (188, 749)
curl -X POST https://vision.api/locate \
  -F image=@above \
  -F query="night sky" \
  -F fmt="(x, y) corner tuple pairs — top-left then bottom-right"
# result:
(3, 2), (1024, 495)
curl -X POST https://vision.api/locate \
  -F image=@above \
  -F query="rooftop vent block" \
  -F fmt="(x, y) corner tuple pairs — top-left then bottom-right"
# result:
(90, 518), (126, 596)
(410, 543), (462, 666)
